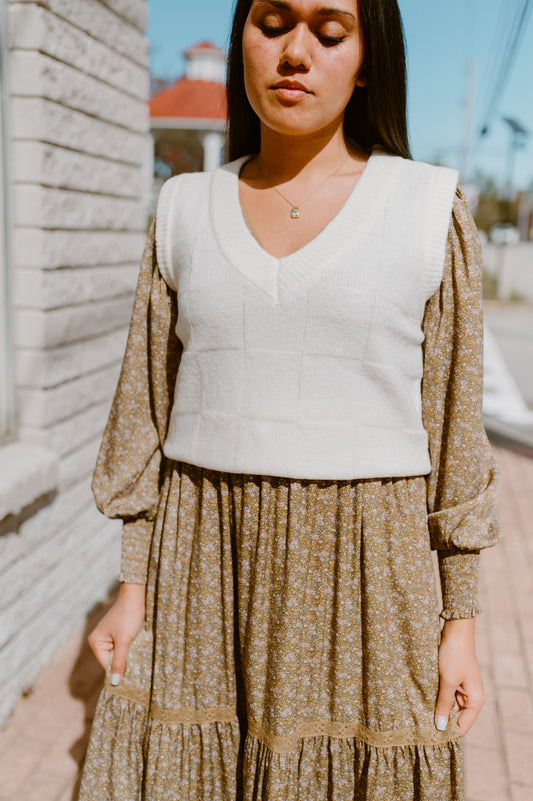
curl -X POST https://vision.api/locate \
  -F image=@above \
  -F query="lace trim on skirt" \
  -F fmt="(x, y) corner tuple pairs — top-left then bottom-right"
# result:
(104, 675), (461, 753)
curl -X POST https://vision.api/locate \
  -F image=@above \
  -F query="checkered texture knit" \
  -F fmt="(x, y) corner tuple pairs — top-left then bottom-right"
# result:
(155, 148), (458, 480)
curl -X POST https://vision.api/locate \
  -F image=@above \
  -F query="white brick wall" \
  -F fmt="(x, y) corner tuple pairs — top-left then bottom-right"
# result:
(0, 0), (150, 725)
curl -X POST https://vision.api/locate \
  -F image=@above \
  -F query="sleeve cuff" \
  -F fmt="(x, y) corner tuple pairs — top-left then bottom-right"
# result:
(426, 455), (501, 552)
(119, 519), (154, 584)
(437, 549), (483, 620)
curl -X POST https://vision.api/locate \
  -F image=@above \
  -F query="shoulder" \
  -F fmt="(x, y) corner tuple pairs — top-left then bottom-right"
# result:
(155, 155), (251, 215)
(153, 171), (214, 294)
(395, 155), (459, 200)
(447, 186), (483, 284)
(390, 156), (460, 299)
(156, 168), (212, 210)
(154, 167), (218, 251)
(373, 149), (458, 182)
(425, 186), (483, 320)
(450, 186), (478, 235)
(372, 151), (459, 227)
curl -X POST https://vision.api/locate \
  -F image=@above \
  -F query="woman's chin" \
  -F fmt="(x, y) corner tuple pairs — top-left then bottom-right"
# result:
(259, 114), (345, 143)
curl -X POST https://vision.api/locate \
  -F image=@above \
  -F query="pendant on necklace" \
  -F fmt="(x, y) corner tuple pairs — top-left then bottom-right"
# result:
(290, 206), (300, 219)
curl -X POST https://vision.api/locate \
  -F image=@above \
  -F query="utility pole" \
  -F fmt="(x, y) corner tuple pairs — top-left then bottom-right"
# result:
(502, 116), (529, 215)
(497, 116), (529, 300)
(459, 58), (478, 185)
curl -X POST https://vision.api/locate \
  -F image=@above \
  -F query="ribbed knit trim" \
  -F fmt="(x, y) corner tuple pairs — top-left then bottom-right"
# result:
(156, 155), (458, 307)
(421, 166), (459, 307)
(210, 147), (402, 306)
(155, 175), (180, 292)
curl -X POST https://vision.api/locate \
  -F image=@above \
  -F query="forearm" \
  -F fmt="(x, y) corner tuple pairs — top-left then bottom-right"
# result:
(441, 616), (476, 637)
(118, 581), (146, 597)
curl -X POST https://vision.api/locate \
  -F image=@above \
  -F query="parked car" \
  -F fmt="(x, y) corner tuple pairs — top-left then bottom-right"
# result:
(489, 223), (521, 245)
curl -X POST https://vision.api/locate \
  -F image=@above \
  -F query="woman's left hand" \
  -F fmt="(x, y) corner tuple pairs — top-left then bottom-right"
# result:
(434, 617), (485, 737)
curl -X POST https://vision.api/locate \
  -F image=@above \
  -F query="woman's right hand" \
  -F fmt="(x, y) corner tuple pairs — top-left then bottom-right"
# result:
(88, 581), (146, 683)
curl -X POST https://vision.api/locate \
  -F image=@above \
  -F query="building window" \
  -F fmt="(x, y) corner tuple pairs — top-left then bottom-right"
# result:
(0, 0), (15, 442)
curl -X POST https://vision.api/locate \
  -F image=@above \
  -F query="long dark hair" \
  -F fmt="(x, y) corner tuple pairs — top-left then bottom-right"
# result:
(226, 0), (411, 161)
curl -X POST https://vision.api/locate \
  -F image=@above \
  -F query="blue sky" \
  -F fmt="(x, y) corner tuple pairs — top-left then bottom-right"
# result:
(146, 0), (533, 190)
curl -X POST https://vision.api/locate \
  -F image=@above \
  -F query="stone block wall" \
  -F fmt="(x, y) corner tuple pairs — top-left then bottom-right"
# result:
(0, 0), (150, 724)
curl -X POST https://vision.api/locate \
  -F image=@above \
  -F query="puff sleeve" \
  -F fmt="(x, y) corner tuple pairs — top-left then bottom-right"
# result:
(422, 188), (502, 621)
(90, 215), (182, 584)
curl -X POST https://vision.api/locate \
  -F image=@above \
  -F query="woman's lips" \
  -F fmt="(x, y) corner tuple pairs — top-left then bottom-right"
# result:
(271, 83), (311, 100)
(273, 87), (307, 99)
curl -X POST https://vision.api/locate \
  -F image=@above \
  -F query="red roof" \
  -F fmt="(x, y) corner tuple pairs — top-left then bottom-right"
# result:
(150, 77), (227, 120)
(184, 41), (224, 56)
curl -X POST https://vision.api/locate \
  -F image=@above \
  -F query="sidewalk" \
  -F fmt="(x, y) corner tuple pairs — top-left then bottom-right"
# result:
(481, 243), (533, 451)
(483, 302), (533, 457)
(0, 442), (531, 801)
(0, 590), (118, 801)
(484, 304), (533, 409)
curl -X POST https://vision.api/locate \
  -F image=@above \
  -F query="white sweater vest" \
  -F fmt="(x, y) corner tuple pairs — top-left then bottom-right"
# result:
(155, 148), (458, 480)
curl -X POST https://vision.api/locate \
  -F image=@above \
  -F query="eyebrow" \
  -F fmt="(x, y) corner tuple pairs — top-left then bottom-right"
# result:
(254, 1), (356, 19)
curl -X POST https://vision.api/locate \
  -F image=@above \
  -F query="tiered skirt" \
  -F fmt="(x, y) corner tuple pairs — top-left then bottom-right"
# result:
(78, 459), (463, 800)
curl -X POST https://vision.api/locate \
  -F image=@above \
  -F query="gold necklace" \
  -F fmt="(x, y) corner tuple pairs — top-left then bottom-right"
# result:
(256, 154), (350, 219)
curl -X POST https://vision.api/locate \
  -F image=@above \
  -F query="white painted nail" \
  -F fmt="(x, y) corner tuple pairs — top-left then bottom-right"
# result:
(436, 715), (447, 731)
(110, 673), (121, 686)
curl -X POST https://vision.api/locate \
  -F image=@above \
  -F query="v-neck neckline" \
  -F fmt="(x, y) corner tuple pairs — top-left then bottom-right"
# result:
(210, 146), (400, 306)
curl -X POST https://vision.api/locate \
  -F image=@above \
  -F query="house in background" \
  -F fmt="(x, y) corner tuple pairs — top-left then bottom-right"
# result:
(148, 41), (227, 207)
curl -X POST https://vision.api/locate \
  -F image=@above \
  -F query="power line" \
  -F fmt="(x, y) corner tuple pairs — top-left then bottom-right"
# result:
(480, 0), (518, 116)
(478, 0), (533, 142)
(481, 0), (531, 134)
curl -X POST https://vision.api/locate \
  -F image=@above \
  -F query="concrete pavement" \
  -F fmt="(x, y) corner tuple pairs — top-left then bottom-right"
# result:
(0, 590), (116, 801)
(484, 303), (533, 411)
(480, 241), (533, 454)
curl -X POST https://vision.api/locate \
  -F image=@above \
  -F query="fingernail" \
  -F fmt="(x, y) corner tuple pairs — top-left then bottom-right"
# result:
(110, 673), (121, 686)
(436, 715), (447, 731)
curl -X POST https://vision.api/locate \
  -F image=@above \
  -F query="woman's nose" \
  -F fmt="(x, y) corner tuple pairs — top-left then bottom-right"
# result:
(279, 24), (312, 70)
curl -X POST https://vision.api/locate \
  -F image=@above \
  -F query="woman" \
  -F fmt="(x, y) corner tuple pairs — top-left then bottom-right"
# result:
(78, 0), (501, 799)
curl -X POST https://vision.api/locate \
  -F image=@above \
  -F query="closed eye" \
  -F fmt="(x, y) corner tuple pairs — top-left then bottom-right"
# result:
(260, 23), (346, 46)
(318, 33), (345, 46)
(260, 23), (290, 36)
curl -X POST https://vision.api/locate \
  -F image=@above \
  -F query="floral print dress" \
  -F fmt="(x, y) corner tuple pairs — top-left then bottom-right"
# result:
(77, 188), (501, 801)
